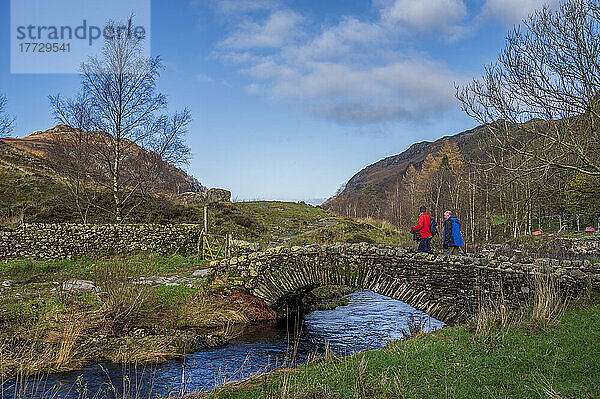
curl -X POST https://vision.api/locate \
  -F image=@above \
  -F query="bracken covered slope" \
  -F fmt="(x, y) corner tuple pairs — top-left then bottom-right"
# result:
(0, 125), (206, 223)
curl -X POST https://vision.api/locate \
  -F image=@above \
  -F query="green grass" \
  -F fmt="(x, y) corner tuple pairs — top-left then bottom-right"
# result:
(0, 253), (208, 282)
(0, 255), (210, 338)
(0, 256), (262, 340)
(236, 201), (330, 229)
(1, 193), (408, 248)
(143, 284), (199, 325)
(288, 217), (412, 247)
(189, 203), (415, 247)
(203, 201), (332, 243)
(0, 290), (66, 334)
(205, 298), (600, 398)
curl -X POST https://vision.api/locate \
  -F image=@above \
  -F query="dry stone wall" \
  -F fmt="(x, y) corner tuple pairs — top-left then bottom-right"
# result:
(0, 223), (205, 259)
(552, 236), (600, 256)
(229, 239), (262, 257)
(0, 224), (261, 260)
(211, 243), (600, 324)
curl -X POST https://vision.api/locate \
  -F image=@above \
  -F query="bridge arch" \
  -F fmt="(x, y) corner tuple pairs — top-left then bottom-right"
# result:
(251, 261), (462, 323)
(212, 243), (597, 324)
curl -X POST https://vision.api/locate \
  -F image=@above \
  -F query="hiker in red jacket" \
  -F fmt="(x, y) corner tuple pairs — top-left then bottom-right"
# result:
(412, 206), (434, 254)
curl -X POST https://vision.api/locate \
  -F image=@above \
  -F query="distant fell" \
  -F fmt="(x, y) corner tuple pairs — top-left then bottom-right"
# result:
(323, 124), (487, 209)
(0, 125), (206, 223)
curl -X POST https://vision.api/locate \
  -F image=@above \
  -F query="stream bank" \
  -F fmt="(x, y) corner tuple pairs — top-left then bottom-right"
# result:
(2, 290), (445, 399)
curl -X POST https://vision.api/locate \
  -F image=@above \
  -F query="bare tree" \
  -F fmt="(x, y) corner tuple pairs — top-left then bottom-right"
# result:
(50, 18), (191, 222)
(457, 0), (600, 177)
(0, 93), (15, 137)
(47, 126), (101, 223)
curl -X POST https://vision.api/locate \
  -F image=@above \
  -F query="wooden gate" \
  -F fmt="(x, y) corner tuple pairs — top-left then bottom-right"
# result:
(198, 230), (232, 261)
(197, 205), (232, 261)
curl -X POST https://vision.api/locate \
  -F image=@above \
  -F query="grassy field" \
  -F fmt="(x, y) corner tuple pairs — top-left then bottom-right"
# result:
(0, 253), (279, 376)
(206, 202), (412, 247)
(0, 249), (362, 376)
(202, 295), (600, 399)
(0, 197), (412, 248)
(287, 217), (412, 247)
(0, 200), (410, 339)
(0, 200), (415, 376)
(0, 253), (276, 329)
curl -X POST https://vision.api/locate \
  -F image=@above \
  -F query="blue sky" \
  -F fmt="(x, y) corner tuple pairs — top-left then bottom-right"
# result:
(0, 0), (559, 202)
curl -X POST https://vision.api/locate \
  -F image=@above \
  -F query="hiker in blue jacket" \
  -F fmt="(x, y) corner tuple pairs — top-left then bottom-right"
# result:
(442, 210), (464, 255)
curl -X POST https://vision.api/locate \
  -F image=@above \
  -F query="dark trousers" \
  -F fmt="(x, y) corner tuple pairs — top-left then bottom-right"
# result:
(445, 246), (462, 255)
(417, 237), (433, 254)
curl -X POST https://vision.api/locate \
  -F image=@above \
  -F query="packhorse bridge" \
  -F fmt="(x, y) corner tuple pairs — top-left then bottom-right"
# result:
(211, 243), (600, 324)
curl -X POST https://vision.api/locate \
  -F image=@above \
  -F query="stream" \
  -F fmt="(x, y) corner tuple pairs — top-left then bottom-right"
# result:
(5, 290), (445, 398)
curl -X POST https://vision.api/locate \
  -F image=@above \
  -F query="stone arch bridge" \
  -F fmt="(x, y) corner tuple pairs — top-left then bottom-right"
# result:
(210, 243), (600, 324)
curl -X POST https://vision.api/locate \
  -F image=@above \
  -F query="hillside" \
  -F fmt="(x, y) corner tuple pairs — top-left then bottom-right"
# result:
(0, 125), (205, 193)
(324, 124), (487, 209)
(0, 126), (408, 247)
(0, 125), (205, 224)
(321, 120), (589, 242)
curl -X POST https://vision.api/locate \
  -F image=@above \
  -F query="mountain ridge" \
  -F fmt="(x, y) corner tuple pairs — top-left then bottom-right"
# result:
(323, 124), (487, 209)
(0, 124), (206, 195)
(0, 125), (207, 223)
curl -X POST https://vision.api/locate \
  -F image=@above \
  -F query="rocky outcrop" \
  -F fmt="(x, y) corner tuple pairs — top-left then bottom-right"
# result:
(210, 243), (600, 324)
(205, 188), (231, 203)
(62, 279), (98, 294)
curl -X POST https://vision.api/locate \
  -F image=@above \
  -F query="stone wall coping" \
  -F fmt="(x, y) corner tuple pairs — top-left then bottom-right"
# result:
(211, 242), (600, 276)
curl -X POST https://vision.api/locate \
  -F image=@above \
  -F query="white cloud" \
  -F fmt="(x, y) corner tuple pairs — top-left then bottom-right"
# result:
(281, 17), (387, 64)
(219, 10), (304, 49)
(214, 3), (466, 125)
(382, 0), (468, 32)
(273, 60), (462, 124)
(481, 0), (562, 24)
(236, 54), (463, 124)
